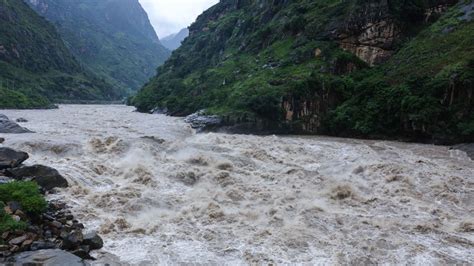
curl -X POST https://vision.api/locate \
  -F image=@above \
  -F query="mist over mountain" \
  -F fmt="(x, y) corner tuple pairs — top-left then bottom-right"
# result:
(27, 0), (171, 91)
(161, 28), (190, 51)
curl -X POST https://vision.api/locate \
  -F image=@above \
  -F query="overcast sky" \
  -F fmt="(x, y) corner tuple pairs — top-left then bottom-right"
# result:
(139, 0), (218, 39)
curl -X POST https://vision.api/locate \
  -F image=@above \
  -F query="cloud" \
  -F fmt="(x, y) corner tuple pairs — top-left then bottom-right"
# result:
(139, 0), (218, 38)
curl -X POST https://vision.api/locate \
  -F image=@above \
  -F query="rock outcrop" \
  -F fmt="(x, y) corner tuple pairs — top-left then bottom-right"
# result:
(6, 165), (69, 191)
(333, 0), (458, 65)
(185, 110), (223, 132)
(0, 115), (32, 133)
(0, 147), (29, 170)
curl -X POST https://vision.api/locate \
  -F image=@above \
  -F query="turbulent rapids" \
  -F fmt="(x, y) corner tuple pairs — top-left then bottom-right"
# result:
(1, 105), (473, 264)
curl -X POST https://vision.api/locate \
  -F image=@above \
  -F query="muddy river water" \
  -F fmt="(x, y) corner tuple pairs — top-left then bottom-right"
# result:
(1, 105), (473, 264)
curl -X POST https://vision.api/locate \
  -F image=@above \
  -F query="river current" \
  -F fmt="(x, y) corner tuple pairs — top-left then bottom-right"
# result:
(1, 105), (473, 264)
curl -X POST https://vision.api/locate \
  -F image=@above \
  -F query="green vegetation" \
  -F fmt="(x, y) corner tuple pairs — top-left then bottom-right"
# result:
(0, 181), (47, 234)
(0, 203), (26, 234)
(0, 0), (126, 109)
(27, 0), (170, 92)
(0, 181), (47, 215)
(133, 0), (473, 143)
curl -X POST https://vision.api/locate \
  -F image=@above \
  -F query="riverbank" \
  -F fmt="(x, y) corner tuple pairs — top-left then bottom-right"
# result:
(0, 144), (104, 264)
(183, 110), (474, 152)
(0, 105), (472, 264)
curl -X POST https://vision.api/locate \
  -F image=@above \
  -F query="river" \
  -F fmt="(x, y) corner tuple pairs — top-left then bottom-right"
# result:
(1, 105), (473, 264)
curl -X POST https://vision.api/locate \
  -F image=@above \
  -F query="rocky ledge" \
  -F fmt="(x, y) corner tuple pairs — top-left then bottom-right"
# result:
(184, 110), (223, 132)
(0, 145), (103, 264)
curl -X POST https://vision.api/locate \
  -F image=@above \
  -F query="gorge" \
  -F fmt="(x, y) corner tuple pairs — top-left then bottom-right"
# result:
(0, 0), (473, 264)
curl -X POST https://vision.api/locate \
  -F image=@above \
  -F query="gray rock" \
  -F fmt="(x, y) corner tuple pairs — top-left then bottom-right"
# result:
(0, 147), (29, 170)
(453, 143), (474, 160)
(0, 114), (32, 133)
(10, 249), (87, 265)
(5, 165), (68, 190)
(0, 137), (4, 143)
(184, 110), (222, 132)
(30, 241), (56, 251)
(62, 230), (83, 250)
(9, 235), (27, 246)
(151, 107), (168, 114)
(82, 232), (104, 250)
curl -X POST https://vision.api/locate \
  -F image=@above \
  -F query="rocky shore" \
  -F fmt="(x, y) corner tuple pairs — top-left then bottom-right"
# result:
(0, 137), (104, 264)
(183, 111), (474, 155)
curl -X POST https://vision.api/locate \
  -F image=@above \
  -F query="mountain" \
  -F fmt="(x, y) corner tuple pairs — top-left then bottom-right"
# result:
(0, 0), (123, 109)
(27, 0), (171, 91)
(161, 28), (189, 51)
(132, 0), (473, 144)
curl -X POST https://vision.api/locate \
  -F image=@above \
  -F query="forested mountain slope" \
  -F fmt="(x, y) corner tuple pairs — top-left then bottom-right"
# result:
(28, 0), (170, 91)
(133, 0), (473, 144)
(0, 0), (122, 108)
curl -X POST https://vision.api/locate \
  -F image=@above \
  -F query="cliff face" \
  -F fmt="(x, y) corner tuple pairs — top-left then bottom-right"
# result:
(133, 0), (473, 143)
(0, 0), (123, 108)
(27, 0), (170, 91)
(333, 0), (459, 65)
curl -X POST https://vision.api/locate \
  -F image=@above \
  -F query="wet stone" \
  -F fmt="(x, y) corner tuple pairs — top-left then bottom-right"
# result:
(62, 231), (83, 250)
(9, 235), (27, 246)
(5, 165), (68, 191)
(30, 241), (56, 251)
(0, 147), (29, 170)
(82, 232), (104, 250)
(51, 221), (63, 229)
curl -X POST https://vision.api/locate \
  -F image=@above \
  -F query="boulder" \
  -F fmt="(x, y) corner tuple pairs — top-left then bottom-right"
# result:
(6, 165), (68, 190)
(0, 147), (29, 170)
(82, 232), (104, 250)
(0, 114), (32, 133)
(62, 230), (83, 250)
(9, 249), (87, 265)
(15, 118), (28, 123)
(184, 110), (222, 132)
(0, 137), (4, 143)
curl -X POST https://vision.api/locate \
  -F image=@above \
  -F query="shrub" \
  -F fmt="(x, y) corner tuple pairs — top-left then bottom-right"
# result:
(0, 181), (47, 215)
